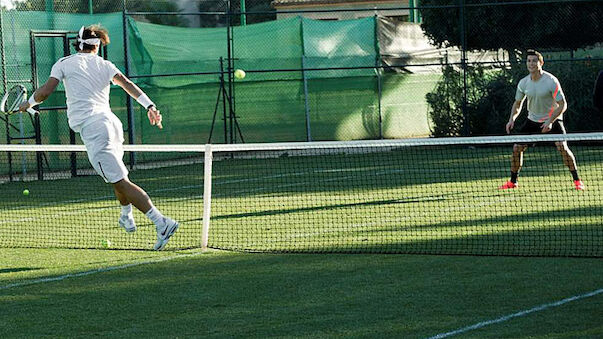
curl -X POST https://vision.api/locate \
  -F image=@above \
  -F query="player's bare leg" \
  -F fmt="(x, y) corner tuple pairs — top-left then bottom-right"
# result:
(499, 143), (527, 189)
(113, 178), (179, 249)
(112, 179), (145, 232)
(511, 143), (527, 174)
(555, 141), (584, 190)
(555, 141), (577, 171)
(113, 178), (152, 213)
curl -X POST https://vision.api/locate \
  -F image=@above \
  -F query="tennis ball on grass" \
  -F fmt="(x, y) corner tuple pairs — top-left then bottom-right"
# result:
(234, 69), (246, 79)
(101, 239), (112, 248)
(22, 189), (29, 196)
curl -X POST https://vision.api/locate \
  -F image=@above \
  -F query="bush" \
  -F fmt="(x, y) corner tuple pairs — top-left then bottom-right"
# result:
(426, 66), (465, 137)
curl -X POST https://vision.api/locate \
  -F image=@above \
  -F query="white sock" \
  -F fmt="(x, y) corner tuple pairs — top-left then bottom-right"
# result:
(145, 206), (165, 226)
(121, 204), (133, 216)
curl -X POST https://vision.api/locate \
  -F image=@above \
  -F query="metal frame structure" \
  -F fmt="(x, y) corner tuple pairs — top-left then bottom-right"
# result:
(1, 30), (109, 181)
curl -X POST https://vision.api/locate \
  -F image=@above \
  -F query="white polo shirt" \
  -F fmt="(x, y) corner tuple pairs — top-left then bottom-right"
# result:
(515, 71), (565, 123)
(50, 52), (121, 132)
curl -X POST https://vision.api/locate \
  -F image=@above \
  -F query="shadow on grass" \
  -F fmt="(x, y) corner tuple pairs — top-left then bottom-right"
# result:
(0, 267), (40, 274)
(211, 193), (461, 220)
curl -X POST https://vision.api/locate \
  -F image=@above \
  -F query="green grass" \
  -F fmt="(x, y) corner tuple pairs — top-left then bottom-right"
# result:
(0, 249), (601, 338)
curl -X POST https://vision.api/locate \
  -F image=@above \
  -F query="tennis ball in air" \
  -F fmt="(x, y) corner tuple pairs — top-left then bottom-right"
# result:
(101, 239), (112, 248)
(22, 189), (29, 196)
(234, 69), (246, 79)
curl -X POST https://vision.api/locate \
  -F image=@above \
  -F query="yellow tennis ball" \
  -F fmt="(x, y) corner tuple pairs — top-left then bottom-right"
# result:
(22, 189), (29, 196)
(234, 69), (246, 79)
(101, 239), (112, 248)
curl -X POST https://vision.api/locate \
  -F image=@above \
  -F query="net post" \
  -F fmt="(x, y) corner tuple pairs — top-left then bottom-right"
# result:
(201, 144), (213, 250)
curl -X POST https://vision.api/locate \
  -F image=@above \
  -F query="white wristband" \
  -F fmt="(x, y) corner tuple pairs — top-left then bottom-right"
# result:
(136, 93), (155, 109)
(28, 94), (42, 106)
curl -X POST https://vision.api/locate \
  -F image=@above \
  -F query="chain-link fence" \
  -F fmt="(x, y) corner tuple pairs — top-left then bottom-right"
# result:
(1, 0), (602, 178)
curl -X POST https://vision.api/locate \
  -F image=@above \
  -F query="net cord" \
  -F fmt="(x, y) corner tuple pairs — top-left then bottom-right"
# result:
(1, 132), (602, 153)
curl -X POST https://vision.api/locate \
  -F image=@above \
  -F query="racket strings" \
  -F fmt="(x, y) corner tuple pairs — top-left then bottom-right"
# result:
(2, 87), (27, 113)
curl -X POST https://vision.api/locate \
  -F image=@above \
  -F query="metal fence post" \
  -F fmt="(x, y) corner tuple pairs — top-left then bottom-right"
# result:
(122, 0), (136, 168)
(459, 0), (469, 137)
(302, 55), (312, 142)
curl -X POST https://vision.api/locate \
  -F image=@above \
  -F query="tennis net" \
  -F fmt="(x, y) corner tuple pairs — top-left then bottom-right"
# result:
(1, 133), (602, 256)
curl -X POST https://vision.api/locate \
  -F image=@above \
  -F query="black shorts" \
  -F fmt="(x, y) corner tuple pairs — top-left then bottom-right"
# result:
(516, 119), (566, 146)
(518, 119), (566, 134)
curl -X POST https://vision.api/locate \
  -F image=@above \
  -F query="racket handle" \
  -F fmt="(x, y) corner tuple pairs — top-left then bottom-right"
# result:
(26, 107), (38, 115)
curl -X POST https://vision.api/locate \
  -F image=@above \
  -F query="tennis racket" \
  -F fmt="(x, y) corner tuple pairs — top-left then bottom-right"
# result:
(0, 84), (38, 115)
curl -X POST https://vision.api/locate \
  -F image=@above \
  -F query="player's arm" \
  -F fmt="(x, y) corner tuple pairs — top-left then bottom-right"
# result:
(506, 98), (525, 134)
(547, 98), (566, 123)
(112, 73), (162, 128)
(541, 98), (566, 132)
(542, 78), (567, 132)
(18, 77), (60, 112)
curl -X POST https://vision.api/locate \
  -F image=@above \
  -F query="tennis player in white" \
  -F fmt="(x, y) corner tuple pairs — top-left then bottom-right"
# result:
(19, 25), (179, 250)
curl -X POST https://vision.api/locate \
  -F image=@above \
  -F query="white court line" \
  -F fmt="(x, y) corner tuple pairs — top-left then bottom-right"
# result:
(426, 288), (603, 339)
(0, 204), (115, 225)
(0, 251), (205, 291)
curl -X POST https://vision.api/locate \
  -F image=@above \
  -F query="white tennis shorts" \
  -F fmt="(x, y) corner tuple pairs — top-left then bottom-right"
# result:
(80, 114), (129, 184)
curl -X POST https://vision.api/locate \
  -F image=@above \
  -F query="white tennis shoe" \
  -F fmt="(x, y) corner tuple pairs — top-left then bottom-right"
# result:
(153, 217), (179, 251)
(118, 214), (137, 233)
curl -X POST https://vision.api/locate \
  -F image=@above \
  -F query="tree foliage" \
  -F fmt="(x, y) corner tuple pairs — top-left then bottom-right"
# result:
(419, 0), (603, 51)
(197, 0), (275, 27)
(14, 0), (187, 26)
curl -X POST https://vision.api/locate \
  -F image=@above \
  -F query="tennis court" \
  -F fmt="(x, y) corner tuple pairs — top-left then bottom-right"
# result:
(1, 0), (602, 337)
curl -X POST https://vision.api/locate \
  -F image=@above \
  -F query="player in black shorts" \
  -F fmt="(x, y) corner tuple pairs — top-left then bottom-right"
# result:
(499, 50), (584, 190)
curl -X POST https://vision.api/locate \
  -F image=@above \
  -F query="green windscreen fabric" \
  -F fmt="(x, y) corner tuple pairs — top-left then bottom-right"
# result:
(232, 17), (303, 81)
(127, 16), (378, 86)
(1, 12), (432, 153)
(1, 12), (378, 88)
(128, 18), (226, 87)
(0, 11), (125, 89)
(129, 17), (303, 86)
(302, 17), (377, 79)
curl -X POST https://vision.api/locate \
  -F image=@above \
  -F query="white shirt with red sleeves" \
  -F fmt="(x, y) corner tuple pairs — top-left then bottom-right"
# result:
(50, 52), (122, 132)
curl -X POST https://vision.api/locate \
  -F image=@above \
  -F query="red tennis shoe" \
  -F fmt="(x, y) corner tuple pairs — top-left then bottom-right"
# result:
(498, 181), (517, 190)
(574, 180), (585, 190)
